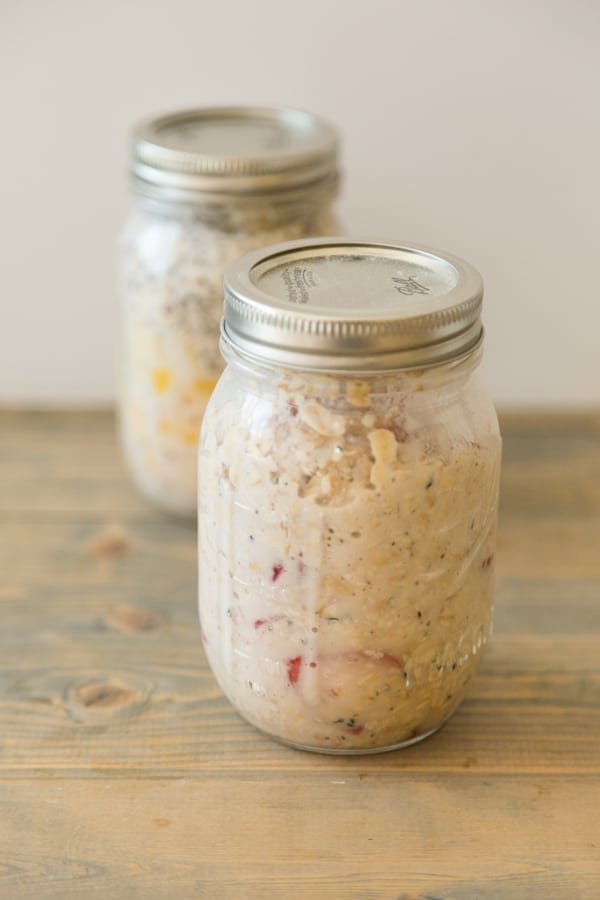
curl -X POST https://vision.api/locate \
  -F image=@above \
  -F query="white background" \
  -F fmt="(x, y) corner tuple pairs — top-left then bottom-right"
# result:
(1, 0), (599, 407)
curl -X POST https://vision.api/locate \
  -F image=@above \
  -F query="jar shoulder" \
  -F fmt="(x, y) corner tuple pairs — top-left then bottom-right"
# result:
(201, 366), (501, 480)
(119, 203), (341, 273)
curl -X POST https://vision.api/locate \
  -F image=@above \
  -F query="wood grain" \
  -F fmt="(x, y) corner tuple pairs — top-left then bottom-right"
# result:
(2, 776), (599, 900)
(1, 409), (599, 898)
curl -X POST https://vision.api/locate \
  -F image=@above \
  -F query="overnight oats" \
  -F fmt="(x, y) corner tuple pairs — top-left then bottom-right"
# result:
(118, 107), (341, 516)
(198, 239), (501, 753)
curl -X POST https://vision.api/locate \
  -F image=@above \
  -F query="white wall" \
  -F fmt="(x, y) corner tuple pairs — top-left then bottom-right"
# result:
(1, 0), (599, 407)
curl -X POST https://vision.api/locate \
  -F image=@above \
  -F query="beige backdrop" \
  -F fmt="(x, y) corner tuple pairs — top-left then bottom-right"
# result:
(1, 0), (598, 406)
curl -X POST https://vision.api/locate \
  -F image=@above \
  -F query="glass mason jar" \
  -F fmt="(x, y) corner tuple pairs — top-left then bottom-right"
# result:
(118, 107), (341, 516)
(198, 238), (501, 754)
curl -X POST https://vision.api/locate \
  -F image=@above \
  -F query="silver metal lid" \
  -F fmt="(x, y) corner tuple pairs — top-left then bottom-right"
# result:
(223, 238), (484, 372)
(131, 106), (338, 205)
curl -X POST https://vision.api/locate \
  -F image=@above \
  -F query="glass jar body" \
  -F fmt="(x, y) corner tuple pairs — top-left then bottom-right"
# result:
(198, 351), (501, 753)
(118, 199), (341, 516)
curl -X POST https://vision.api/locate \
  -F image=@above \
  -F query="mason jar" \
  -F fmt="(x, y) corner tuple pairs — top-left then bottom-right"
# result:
(118, 107), (341, 516)
(198, 238), (501, 754)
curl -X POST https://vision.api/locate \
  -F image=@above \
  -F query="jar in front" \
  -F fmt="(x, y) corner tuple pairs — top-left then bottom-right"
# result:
(198, 239), (501, 754)
(118, 107), (341, 516)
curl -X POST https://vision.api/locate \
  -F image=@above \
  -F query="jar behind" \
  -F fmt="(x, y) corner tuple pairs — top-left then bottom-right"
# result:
(198, 238), (501, 754)
(118, 107), (341, 516)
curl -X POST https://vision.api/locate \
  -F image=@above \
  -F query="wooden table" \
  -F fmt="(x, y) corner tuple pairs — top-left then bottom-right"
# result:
(1, 410), (599, 899)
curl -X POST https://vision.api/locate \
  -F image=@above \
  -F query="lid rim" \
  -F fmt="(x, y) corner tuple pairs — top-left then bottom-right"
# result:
(131, 105), (338, 195)
(221, 321), (485, 374)
(130, 171), (340, 212)
(222, 237), (485, 373)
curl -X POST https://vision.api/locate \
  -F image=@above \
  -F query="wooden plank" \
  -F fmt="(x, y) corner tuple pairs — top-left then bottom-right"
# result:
(497, 515), (600, 578)
(0, 636), (599, 779)
(500, 453), (600, 518)
(493, 577), (600, 634)
(3, 567), (599, 640)
(2, 409), (600, 520)
(498, 409), (600, 436)
(498, 412), (600, 519)
(0, 410), (150, 518)
(0, 520), (196, 591)
(2, 511), (599, 595)
(1, 776), (599, 899)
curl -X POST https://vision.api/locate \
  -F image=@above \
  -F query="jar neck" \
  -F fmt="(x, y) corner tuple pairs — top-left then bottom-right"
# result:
(130, 174), (338, 232)
(220, 336), (483, 401)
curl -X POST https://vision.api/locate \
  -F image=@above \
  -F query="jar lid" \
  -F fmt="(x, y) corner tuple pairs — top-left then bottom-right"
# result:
(131, 106), (338, 205)
(223, 238), (484, 372)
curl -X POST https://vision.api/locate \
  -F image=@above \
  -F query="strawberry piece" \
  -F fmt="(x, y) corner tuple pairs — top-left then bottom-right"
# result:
(380, 653), (403, 669)
(272, 564), (284, 582)
(254, 615), (284, 630)
(287, 655), (303, 685)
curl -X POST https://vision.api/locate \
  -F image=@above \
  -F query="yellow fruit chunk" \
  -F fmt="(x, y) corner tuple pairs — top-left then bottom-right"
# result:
(368, 428), (397, 464)
(347, 380), (371, 407)
(152, 368), (172, 393)
(193, 378), (218, 396)
(181, 427), (199, 446)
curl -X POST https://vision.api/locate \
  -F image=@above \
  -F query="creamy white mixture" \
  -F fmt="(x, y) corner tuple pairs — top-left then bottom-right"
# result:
(198, 366), (501, 752)
(119, 206), (339, 516)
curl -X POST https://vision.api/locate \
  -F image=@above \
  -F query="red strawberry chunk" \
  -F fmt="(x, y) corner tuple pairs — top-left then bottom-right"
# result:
(272, 564), (284, 582)
(380, 653), (403, 668)
(287, 655), (303, 685)
(348, 724), (365, 735)
(254, 615), (284, 630)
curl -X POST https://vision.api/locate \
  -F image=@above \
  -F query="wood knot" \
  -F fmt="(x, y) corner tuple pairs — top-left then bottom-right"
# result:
(87, 524), (133, 560)
(105, 604), (161, 634)
(75, 682), (136, 710)
(66, 673), (153, 723)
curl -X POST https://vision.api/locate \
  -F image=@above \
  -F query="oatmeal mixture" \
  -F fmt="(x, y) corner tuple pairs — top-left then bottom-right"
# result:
(119, 208), (338, 515)
(198, 368), (501, 751)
